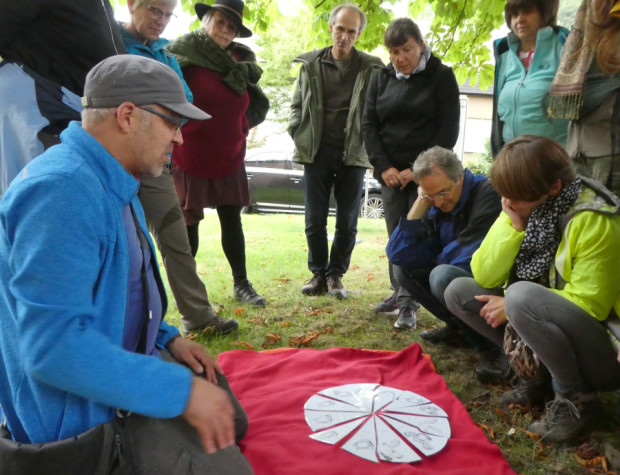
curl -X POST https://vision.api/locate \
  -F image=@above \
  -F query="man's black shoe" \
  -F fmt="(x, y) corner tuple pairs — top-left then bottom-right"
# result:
(301, 274), (327, 296)
(475, 349), (513, 384)
(419, 325), (465, 347)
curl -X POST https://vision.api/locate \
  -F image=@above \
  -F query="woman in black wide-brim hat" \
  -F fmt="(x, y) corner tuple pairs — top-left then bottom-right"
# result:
(168, 0), (269, 307)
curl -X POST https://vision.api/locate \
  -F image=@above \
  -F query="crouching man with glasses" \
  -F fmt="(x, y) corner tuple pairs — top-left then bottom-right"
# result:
(386, 146), (507, 383)
(0, 55), (253, 475)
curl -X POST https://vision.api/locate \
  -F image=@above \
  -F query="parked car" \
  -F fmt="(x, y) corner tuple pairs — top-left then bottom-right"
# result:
(244, 150), (384, 218)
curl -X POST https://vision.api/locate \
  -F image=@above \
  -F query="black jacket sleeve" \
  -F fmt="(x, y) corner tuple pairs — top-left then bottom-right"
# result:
(429, 65), (460, 149)
(362, 69), (393, 176)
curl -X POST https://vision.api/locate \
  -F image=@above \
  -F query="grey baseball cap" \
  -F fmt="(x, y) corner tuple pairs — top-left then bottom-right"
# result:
(81, 55), (210, 120)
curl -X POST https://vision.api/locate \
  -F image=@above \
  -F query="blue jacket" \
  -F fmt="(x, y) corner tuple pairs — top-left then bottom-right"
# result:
(120, 25), (193, 103)
(0, 122), (192, 443)
(491, 26), (569, 157)
(386, 169), (501, 271)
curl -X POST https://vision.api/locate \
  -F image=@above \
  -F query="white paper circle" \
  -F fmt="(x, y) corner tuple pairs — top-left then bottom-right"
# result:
(304, 383), (451, 464)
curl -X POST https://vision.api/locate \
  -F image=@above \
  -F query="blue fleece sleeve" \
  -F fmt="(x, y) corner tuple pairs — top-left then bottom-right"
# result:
(4, 174), (192, 421)
(386, 217), (441, 269)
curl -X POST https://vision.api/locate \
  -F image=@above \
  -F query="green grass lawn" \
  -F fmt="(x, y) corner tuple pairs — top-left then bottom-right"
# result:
(160, 213), (620, 475)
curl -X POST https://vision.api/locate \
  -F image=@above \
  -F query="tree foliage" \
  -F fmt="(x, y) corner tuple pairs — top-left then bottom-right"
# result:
(171, 0), (508, 89)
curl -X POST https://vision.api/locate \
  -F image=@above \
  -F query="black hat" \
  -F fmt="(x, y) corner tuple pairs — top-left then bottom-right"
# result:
(195, 0), (252, 38)
(82, 55), (211, 121)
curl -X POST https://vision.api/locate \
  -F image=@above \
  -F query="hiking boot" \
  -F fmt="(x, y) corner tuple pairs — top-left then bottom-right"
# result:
(475, 348), (513, 385)
(190, 316), (239, 336)
(301, 274), (327, 296)
(326, 275), (347, 299)
(374, 293), (399, 314)
(234, 279), (266, 307)
(528, 392), (602, 444)
(419, 325), (465, 347)
(500, 376), (553, 409)
(394, 307), (417, 330)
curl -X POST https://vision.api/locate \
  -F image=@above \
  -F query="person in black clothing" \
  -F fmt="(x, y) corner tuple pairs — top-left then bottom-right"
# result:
(0, 0), (126, 195)
(362, 18), (460, 330)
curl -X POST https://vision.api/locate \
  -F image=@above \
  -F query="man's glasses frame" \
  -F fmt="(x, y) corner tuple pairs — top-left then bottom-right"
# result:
(144, 3), (177, 20)
(138, 106), (187, 134)
(421, 184), (454, 201)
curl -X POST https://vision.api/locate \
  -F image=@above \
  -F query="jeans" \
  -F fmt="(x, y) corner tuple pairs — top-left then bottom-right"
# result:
(303, 143), (366, 277)
(396, 264), (493, 351)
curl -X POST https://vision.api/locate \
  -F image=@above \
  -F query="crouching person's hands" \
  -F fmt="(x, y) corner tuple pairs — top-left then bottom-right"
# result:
(168, 336), (223, 384)
(183, 377), (235, 454)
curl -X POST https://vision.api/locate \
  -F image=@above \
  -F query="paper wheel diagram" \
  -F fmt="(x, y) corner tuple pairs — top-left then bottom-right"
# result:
(304, 383), (451, 464)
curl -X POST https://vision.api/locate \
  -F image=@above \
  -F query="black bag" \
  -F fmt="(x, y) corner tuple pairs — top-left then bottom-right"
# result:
(0, 418), (129, 475)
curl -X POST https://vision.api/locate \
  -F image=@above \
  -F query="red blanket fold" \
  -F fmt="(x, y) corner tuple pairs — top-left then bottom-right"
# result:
(218, 343), (516, 475)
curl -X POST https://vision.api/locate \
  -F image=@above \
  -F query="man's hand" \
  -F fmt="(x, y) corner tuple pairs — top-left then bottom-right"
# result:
(475, 295), (508, 328)
(381, 167), (402, 189)
(183, 377), (235, 454)
(397, 168), (414, 190)
(168, 337), (223, 384)
(406, 186), (432, 220)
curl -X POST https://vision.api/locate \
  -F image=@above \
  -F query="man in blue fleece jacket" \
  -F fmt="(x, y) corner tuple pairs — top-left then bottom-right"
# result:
(0, 55), (252, 474)
(386, 146), (505, 382)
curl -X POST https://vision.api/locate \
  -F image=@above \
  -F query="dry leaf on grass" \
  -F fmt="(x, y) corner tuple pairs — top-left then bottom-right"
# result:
(476, 423), (496, 440)
(234, 308), (245, 315)
(306, 308), (331, 316)
(350, 265), (360, 271)
(366, 272), (375, 282)
(262, 333), (282, 348)
(230, 341), (256, 350)
(186, 333), (197, 341)
(275, 277), (292, 284)
(576, 455), (613, 474)
(289, 331), (321, 347)
(247, 317), (265, 325)
(493, 408), (509, 425)
(322, 326), (335, 334)
(277, 321), (291, 327)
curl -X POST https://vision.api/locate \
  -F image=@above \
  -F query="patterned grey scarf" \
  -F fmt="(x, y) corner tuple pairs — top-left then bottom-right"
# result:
(514, 177), (582, 281)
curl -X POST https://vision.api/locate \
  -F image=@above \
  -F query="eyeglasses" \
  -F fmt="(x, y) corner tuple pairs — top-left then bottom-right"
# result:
(138, 106), (187, 134)
(421, 184), (454, 201)
(144, 3), (177, 20)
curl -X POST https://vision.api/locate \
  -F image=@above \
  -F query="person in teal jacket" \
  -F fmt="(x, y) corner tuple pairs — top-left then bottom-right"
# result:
(0, 56), (252, 474)
(120, 0), (239, 336)
(445, 135), (620, 444)
(490, 0), (569, 157)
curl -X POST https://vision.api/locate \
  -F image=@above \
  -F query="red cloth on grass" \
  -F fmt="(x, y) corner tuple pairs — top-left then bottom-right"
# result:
(218, 343), (516, 475)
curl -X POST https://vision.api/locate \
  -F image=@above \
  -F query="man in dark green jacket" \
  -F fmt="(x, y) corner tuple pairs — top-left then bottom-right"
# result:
(288, 3), (383, 299)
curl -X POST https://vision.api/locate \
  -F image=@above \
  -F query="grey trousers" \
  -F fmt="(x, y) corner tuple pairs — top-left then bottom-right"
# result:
(381, 182), (418, 309)
(113, 370), (253, 475)
(446, 278), (620, 394)
(138, 167), (217, 332)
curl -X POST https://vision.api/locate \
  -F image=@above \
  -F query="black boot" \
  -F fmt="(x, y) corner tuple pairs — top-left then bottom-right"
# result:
(500, 371), (553, 409)
(475, 348), (513, 384)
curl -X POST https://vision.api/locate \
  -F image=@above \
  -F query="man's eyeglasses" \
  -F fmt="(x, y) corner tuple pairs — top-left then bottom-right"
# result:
(145, 3), (177, 20)
(421, 184), (454, 201)
(138, 106), (187, 134)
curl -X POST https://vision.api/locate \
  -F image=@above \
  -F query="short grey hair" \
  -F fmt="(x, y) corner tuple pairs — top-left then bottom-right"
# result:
(133, 0), (177, 9)
(413, 146), (464, 183)
(329, 4), (367, 32)
(81, 107), (116, 128)
(81, 105), (153, 130)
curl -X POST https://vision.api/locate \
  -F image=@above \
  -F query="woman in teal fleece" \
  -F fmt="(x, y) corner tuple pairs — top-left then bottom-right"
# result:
(490, 0), (570, 156)
(119, 0), (239, 335)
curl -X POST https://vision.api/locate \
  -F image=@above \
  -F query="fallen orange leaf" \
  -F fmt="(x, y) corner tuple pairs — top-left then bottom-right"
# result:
(234, 307), (245, 315)
(230, 341), (256, 350)
(277, 321), (291, 327)
(493, 408), (509, 425)
(366, 272), (375, 282)
(247, 317), (265, 325)
(289, 331), (321, 347)
(322, 326), (335, 334)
